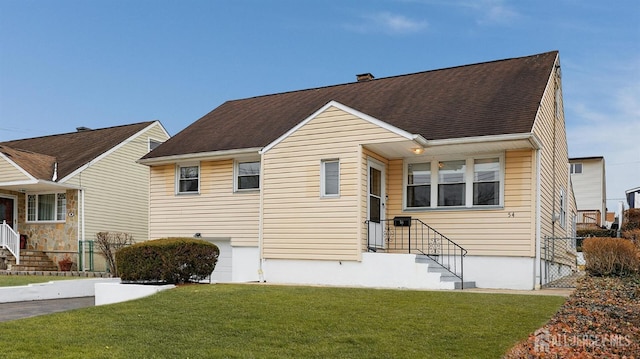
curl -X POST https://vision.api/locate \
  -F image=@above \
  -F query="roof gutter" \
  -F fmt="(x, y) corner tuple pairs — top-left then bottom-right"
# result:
(412, 134), (429, 147)
(423, 132), (542, 149)
(138, 147), (263, 166)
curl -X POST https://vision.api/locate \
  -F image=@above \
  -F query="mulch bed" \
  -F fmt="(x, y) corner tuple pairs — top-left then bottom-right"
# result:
(504, 275), (640, 358)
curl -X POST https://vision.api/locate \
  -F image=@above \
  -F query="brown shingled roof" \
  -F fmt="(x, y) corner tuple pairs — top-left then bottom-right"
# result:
(0, 121), (155, 180)
(144, 51), (558, 159)
(0, 145), (57, 180)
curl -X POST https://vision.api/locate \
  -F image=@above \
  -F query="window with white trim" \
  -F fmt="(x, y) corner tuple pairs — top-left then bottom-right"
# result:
(407, 163), (430, 207)
(321, 160), (339, 197)
(405, 156), (503, 209)
(236, 161), (260, 191)
(438, 160), (466, 206)
(26, 193), (66, 222)
(149, 138), (163, 151)
(570, 163), (582, 174)
(177, 164), (199, 194)
(473, 158), (500, 205)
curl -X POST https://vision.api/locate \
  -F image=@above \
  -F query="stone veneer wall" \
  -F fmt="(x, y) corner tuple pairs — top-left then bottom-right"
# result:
(15, 189), (79, 263)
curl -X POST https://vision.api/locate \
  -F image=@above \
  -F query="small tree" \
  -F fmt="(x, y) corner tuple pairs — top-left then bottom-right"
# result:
(95, 232), (134, 275)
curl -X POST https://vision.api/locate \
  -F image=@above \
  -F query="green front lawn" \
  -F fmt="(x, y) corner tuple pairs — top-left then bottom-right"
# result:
(0, 275), (86, 287)
(0, 284), (565, 358)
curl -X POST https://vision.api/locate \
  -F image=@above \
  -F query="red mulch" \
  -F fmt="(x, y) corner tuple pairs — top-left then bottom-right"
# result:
(504, 275), (640, 358)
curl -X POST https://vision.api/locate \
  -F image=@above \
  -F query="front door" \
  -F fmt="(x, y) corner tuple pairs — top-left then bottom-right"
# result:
(367, 160), (385, 248)
(0, 196), (15, 229)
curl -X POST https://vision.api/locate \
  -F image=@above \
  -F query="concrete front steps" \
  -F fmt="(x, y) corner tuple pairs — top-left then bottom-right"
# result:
(415, 255), (476, 289)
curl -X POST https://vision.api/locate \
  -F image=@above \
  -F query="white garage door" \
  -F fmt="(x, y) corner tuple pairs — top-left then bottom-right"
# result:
(205, 239), (232, 282)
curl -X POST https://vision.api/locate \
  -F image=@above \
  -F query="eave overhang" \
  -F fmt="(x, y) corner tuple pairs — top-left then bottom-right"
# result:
(0, 179), (81, 193)
(137, 147), (263, 166)
(363, 132), (542, 159)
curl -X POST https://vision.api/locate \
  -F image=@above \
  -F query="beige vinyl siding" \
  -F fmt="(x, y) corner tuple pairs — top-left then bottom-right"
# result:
(64, 123), (169, 243)
(262, 106), (408, 260)
(384, 149), (536, 257)
(0, 159), (30, 182)
(149, 159), (260, 246)
(532, 59), (573, 239)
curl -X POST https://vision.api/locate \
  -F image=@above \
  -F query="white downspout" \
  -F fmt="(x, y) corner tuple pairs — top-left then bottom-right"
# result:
(257, 151), (265, 282)
(534, 148), (542, 289)
(81, 188), (86, 271)
(76, 189), (81, 270)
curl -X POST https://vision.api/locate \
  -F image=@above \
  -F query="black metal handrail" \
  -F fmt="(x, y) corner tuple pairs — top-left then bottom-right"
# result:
(365, 217), (468, 288)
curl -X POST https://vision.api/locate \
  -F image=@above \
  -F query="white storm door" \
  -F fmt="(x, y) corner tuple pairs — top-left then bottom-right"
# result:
(367, 160), (385, 248)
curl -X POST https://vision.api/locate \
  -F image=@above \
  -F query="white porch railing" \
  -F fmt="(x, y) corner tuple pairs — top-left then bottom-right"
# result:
(1, 220), (20, 265)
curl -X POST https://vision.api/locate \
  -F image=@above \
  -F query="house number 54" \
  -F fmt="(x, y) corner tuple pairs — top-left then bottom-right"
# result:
(508, 212), (515, 218)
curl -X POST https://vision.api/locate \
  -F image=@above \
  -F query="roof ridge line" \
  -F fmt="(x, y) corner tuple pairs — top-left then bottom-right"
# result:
(0, 120), (156, 143)
(225, 50), (559, 103)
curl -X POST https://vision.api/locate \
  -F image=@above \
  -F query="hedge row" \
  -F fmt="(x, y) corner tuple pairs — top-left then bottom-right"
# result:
(582, 237), (639, 277)
(576, 228), (617, 238)
(116, 238), (219, 284)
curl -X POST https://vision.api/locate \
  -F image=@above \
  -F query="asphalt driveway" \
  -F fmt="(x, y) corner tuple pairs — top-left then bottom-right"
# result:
(0, 297), (94, 322)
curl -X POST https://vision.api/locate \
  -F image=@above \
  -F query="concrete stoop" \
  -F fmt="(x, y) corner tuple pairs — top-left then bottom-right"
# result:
(415, 255), (476, 289)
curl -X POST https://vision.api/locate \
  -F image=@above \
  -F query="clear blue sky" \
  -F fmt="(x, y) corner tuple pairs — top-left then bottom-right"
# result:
(1, 0), (639, 211)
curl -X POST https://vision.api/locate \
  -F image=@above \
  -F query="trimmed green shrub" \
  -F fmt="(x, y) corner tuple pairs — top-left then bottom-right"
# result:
(577, 228), (617, 238)
(116, 238), (219, 284)
(582, 237), (639, 277)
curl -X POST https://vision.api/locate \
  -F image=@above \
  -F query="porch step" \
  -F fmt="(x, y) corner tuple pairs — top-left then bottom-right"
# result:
(416, 255), (476, 289)
(5, 250), (59, 271)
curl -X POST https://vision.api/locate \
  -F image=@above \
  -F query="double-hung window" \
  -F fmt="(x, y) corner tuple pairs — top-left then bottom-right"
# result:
(177, 164), (199, 194)
(27, 193), (66, 222)
(473, 158), (500, 205)
(236, 161), (260, 191)
(438, 160), (466, 206)
(405, 156), (503, 209)
(321, 159), (340, 197)
(407, 163), (431, 207)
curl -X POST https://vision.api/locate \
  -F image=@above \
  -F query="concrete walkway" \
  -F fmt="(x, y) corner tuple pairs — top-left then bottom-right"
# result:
(463, 287), (575, 297)
(0, 297), (95, 322)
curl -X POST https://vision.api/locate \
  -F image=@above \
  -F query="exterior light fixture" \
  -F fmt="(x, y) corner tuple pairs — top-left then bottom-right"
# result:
(412, 147), (424, 155)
